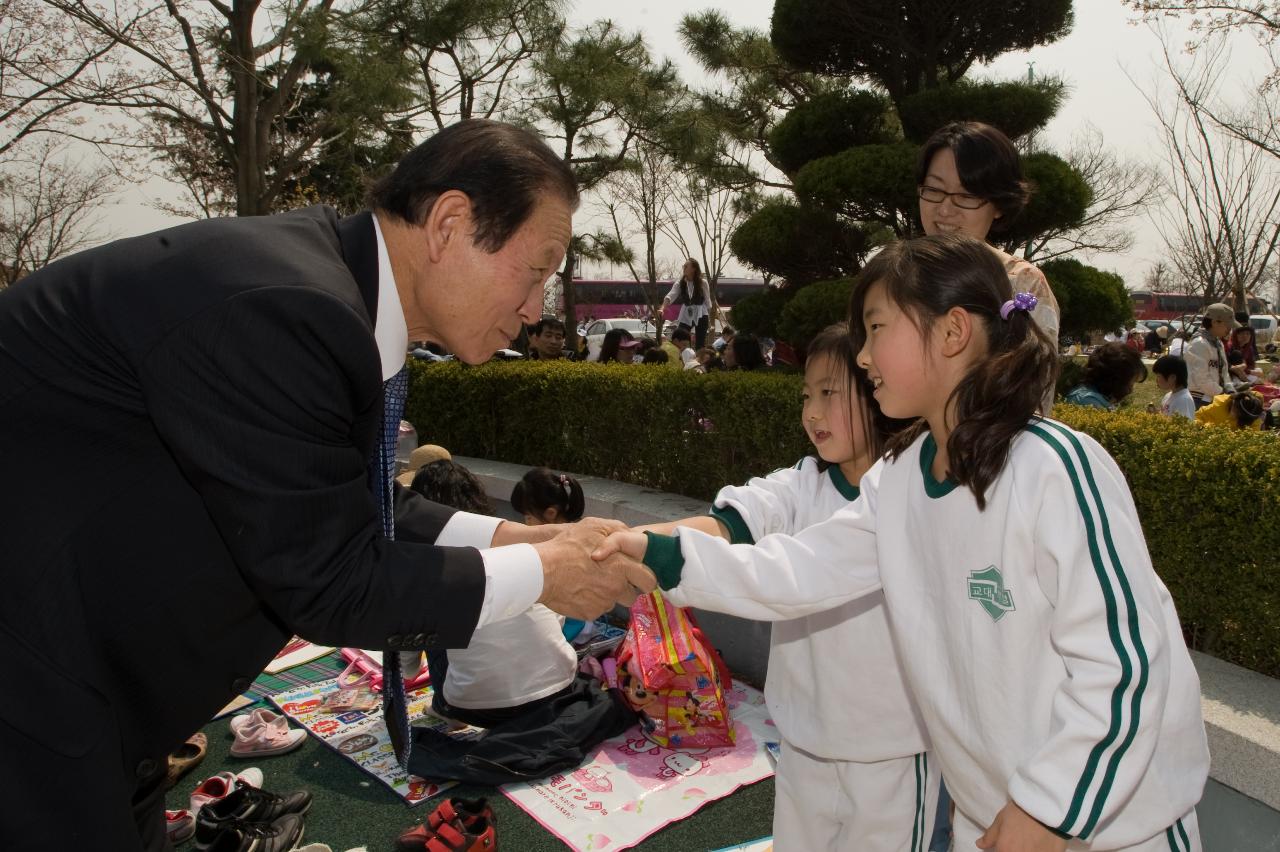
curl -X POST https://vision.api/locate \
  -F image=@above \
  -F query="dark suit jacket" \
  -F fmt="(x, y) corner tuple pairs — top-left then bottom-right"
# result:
(0, 207), (486, 787)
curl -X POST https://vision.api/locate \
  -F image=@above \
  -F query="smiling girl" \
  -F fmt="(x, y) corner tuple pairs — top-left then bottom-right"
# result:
(605, 236), (1208, 852)
(635, 324), (931, 851)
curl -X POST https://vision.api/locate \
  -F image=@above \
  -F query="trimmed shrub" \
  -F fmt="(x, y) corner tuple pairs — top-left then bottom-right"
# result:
(406, 360), (811, 503)
(1054, 405), (1280, 677)
(776, 277), (854, 350)
(407, 360), (1280, 677)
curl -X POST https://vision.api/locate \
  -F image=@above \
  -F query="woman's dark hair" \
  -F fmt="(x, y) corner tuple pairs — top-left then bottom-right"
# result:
(805, 323), (908, 461)
(730, 334), (766, 370)
(596, 328), (634, 363)
(510, 467), (585, 522)
(916, 121), (1031, 233)
(847, 234), (1058, 509)
(409, 460), (493, 515)
(367, 118), (579, 252)
(683, 257), (703, 288)
(1152, 354), (1188, 389)
(1083, 342), (1147, 401)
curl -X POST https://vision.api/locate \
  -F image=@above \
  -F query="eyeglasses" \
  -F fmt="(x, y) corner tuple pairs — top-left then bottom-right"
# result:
(917, 185), (989, 210)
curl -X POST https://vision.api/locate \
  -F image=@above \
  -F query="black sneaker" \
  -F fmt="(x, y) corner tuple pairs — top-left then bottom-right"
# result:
(200, 813), (305, 852)
(194, 785), (312, 848)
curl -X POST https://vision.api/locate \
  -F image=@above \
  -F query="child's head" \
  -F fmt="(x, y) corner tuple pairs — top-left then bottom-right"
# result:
(803, 323), (897, 470)
(849, 234), (1058, 508)
(671, 327), (692, 349)
(1083, 342), (1147, 403)
(695, 347), (714, 365)
(510, 467), (585, 524)
(1230, 391), (1264, 429)
(641, 348), (669, 365)
(1202, 303), (1235, 341)
(409, 459), (493, 515)
(1152, 354), (1188, 391)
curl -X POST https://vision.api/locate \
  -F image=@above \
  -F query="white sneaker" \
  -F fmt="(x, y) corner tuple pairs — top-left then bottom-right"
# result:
(189, 767), (264, 813)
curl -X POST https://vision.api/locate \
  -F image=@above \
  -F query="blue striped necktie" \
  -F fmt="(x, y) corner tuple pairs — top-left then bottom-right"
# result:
(374, 365), (412, 767)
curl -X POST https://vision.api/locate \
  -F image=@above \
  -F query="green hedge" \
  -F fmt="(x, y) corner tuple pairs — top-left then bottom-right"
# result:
(407, 360), (1280, 677)
(406, 360), (811, 503)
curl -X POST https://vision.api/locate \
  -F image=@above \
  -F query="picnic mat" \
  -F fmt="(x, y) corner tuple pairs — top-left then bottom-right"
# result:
(711, 841), (774, 852)
(500, 679), (776, 852)
(270, 676), (461, 806)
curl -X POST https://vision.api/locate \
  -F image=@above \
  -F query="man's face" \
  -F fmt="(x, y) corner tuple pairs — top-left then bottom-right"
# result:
(533, 326), (565, 358)
(418, 195), (571, 364)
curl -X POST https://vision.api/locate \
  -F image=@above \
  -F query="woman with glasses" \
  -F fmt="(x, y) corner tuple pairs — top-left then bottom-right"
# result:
(915, 121), (1061, 366)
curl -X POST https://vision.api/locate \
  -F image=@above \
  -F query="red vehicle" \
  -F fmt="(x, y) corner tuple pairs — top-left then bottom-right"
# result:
(1131, 290), (1270, 322)
(565, 277), (767, 323)
(1129, 290), (1203, 322)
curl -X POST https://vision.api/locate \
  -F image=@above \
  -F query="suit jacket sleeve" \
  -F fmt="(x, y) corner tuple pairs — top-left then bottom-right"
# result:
(135, 284), (484, 650)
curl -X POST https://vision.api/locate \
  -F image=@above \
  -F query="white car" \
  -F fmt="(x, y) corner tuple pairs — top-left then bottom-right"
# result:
(1249, 314), (1277, 347)
(581, 317), (662, 360)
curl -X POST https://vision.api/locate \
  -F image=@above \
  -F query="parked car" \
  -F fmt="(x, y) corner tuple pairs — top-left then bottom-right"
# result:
(581, 317), (663, 360)
(1249, 314), (1278, 347)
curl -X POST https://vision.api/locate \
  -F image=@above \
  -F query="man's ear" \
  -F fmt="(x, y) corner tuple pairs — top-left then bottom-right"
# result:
(939, 306), (976, 358)
(421, 190), (473, 263)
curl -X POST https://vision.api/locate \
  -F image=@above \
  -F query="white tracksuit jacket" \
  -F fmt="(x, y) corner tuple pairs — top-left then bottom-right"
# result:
(681, 457), (928, 763)
(644, 419), (1208, 849)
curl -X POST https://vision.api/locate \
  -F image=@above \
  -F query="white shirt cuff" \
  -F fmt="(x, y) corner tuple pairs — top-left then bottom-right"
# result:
(435, 511), (504, 548)
(476, 543), (544, 628)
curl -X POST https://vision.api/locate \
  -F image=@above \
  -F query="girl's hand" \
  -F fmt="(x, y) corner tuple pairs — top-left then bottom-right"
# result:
(976, 802), (1068, 852)
(592, 530), (649, 562)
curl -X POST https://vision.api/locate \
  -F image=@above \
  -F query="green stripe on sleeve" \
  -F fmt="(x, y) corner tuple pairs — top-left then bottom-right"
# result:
(1025, 422), (1133, 840)
(709, 505), (755, 544)
(910, 753), (923, 852)
(1036, 418), (1151, 839)
(1175, 817), (1190, 850)
(642, 531), (685, 591)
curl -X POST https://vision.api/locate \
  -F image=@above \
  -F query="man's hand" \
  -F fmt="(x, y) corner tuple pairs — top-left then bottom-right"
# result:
(533, 522), (653, 620)
(976, 802), (1068, 852)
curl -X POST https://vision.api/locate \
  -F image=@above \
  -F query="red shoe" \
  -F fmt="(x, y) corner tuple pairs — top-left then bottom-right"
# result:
(394, 798), (494, 851)
(422, 817), (496, 852)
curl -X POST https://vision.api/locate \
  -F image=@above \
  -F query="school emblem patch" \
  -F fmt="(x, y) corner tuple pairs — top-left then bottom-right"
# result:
(967, 565), (1015, 622)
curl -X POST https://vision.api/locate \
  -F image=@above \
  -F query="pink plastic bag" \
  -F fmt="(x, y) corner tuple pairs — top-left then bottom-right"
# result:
(336, 649), (431, 693)
(615, 591), (735, 749)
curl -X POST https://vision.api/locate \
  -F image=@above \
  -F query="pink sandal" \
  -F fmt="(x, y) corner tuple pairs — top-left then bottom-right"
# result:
(229, 716), (306, 758)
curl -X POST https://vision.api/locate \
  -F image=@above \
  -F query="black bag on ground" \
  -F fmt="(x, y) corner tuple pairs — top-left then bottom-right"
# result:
(407, 675), (637, 786)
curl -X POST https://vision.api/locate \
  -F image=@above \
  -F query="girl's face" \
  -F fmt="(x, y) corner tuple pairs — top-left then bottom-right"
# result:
(1207, 317), (1231, 340)
(802, 352), (865, 466)
(857, 281), (940, 420)
(918, 148), (1000, 241)
(683, 260), (697, 280)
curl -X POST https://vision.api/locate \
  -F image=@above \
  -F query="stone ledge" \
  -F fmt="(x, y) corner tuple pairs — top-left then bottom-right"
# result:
(455, 456), (1280, 811)
(1193, 651), (1280, 810)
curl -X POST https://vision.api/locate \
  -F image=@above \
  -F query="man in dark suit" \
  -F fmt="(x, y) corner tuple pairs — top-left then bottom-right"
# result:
(0, 120), (650, 850)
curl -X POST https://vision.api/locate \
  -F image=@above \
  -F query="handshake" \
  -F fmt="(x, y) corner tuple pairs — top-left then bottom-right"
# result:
(525, 518), (659, 620)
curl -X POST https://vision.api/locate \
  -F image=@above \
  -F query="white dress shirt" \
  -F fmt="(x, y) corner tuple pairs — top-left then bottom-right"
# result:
(372, 215), (543, 626)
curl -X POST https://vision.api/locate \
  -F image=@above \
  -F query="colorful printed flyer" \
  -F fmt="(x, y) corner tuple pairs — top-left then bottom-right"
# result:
(270, 677), (461, 805)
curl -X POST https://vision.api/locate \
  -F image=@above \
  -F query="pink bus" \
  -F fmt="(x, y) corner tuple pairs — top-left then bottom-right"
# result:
(565, 277), (767, 323)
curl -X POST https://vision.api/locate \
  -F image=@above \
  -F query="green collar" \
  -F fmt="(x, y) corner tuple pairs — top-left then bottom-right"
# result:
(919, 433), (958, 498)
(827, 464), (860, 500)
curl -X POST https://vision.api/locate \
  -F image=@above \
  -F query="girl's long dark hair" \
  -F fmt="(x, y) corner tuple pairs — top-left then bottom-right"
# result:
(805, 323), (907, 462)
(848, 235), (1059, 509)
(511, 467), (585, 522)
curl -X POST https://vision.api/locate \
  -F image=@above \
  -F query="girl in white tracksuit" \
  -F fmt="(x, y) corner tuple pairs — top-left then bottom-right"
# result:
(640, 324), (935, 852)
(602, 235), (1209, 852)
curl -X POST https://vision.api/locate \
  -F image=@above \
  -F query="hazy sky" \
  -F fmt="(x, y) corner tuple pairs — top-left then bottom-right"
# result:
(105, 0), (1274, 288)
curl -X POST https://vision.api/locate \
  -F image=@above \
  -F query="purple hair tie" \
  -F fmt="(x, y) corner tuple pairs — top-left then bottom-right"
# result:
(1000, 292), (1038, 320)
